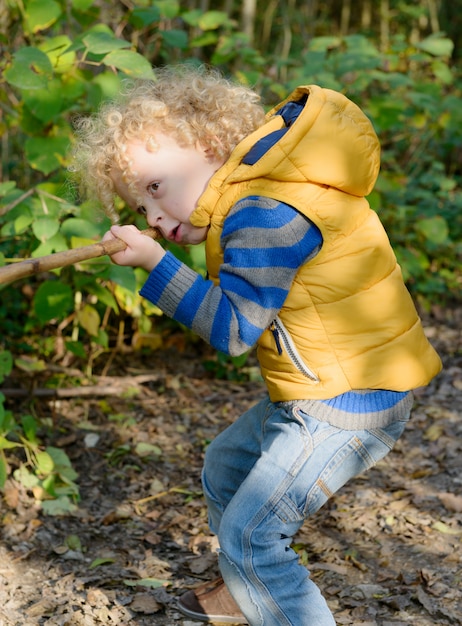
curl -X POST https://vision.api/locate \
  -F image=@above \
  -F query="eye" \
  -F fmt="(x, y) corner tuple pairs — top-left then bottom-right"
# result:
(148, 182), (160, 194)
(137, 206), (147, 216)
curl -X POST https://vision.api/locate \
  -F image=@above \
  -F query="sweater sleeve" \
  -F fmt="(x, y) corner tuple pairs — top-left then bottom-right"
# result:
(140, 196), (322, 355)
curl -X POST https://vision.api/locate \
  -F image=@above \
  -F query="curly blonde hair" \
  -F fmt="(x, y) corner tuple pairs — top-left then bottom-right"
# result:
(71, 65), (267, 221)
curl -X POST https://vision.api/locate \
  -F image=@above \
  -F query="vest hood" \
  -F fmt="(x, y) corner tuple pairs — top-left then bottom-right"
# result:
(236, 85), (380, 195)
(192, 85), (380, 228)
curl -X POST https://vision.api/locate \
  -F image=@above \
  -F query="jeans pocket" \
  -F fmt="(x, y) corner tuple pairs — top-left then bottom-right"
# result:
(302, 419), (408, 517)
(365, 418), (409, 462)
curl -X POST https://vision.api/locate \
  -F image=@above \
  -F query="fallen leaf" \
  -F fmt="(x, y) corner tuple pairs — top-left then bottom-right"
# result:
(423, 423), (444, 441)
(3, 481), (20, 508)
(416, 585), (436, 614)
(89, 557), (116, 569)
(437, 491), (462, 512)
(123, 577), (169, 588)
(143, 530), (162, 546)
(432, 520), (462, 535)
(130, 592), (163, 614)
(189, 553), (217, 574)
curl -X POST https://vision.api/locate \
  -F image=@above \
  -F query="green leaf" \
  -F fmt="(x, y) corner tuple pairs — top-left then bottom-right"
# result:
(0, 455), (7, 489)
(66, 534), (82, 551)
(71, 0), (94, 9)
(39, 35), (75, 73)
(15, 356), (46, 373)
(4, 47), (53, 90)
(161, 30), (189, 49)
(129, 7), (161, 28)
(416, 35), (454, 58)
(134, 442), (162, 458)
(108, 265), (137, 291)
(6, 213), (34, 236)
(0, 182), (17, 197)
(87, 72), (123, 106)
(82, 32), (131, 55)
(309, 36), (342, 52)
(33, 281), (74, 324)
(24, 0), (62, 34)
(182, 10), (205, 26)
(90, 557), (116, 569)
(32, 217), (60, 243)
(41, 496), (78, 515)
(77, 304), (100, 337)
(46, 446), (76, 472)
(22, 81), (64, 124)
(35, 450), (55, 475)
(154, 0), (179, 19)
(395, 246), (430, 282)
(190, 33), (219, 48)
(64, 341), (87, 358)
(21, 415), (39, 443)
(82, 282), (119, 313)
(0, 404), (16, 435)
(431, 60), (454, 85)
(123, 578), (169, 588)
(14, 466), (39, 489)
(103, 50), (155, 79)
(0, 436), (21, 451)
(25, 136), (69, 175)
(432, 521), (462, 535)
(69, 236), (97, 249)
(416, 216), (449, 245)
(60, 218), (105, 240)
(0, 351), (13, 383)
(31, 233), (68, 258)
(198, 10), (230, 30)
(94, 328), (109, 348)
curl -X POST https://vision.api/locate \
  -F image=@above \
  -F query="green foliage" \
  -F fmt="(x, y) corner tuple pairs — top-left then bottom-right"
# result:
(0, 1), (461, 511)
(0, 0), (261, 367)
(288, 33), (461, 308)
(0, 351), (79, 513)
(14, 445), (79, 515)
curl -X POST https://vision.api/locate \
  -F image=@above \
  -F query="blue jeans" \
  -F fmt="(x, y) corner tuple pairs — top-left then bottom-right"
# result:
(202, 396), (410, 625)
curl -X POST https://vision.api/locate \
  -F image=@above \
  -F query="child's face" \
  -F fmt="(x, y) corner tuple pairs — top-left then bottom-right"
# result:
(111, 133), (225, 245)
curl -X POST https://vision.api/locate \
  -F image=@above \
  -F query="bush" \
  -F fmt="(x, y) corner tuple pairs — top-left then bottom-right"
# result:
(0, 2), (460, 511)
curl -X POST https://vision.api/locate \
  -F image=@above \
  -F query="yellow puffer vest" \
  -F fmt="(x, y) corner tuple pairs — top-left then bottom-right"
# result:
(191, 85), (442, 401)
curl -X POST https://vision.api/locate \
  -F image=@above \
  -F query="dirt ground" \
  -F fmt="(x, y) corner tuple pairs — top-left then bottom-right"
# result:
(0, 312), (461, 626)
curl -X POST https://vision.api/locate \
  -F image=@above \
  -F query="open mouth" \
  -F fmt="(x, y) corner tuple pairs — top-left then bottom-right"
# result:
(170, 225), (180, 242)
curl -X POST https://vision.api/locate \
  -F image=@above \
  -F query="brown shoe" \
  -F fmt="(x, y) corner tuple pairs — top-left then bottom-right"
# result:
(177, 577), (248, 624)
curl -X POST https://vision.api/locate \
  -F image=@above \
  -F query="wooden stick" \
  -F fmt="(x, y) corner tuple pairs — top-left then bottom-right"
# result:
(0, 227), (160, 285)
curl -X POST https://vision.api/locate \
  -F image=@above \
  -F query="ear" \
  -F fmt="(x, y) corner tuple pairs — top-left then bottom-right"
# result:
(195, 140), (212, 156)
(197, 141), (225, 169)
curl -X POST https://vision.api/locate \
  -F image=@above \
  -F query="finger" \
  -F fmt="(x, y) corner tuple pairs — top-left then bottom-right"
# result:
(102, 230), (117, 242)
(110, 224), (141, 243)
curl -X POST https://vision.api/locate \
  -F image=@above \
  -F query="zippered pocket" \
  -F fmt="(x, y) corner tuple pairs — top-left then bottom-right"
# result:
(269, 316), (319, 382)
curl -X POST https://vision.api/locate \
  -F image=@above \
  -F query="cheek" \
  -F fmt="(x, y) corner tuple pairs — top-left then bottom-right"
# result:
(190, 226), (208, 244)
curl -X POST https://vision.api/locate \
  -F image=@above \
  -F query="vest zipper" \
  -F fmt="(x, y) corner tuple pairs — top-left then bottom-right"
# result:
(269, 316), (320, 382)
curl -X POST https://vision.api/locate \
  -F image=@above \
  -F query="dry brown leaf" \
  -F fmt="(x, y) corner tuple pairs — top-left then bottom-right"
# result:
(3, 480), (20, 509)
(416, 585), (437, 614)
(437, 491), (462, 512)
(25, 599), (55, 617)
(423, 423), (445, 441)
(188, 552), (217, 574)
(143, 530), (162, 545)
(130, 592), (163, 614)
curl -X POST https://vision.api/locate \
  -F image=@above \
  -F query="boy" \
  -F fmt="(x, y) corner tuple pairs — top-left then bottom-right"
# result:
(72, 65), (441, 625)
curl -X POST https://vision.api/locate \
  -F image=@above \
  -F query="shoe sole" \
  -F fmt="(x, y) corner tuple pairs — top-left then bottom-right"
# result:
(176, 601), (248, 624)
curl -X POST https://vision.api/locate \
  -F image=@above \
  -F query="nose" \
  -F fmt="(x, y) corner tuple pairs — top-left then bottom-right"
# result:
(144, 205), (163, 228)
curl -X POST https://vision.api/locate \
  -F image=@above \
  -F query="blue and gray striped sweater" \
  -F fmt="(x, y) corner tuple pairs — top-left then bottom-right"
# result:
(140, 196), (412, 429)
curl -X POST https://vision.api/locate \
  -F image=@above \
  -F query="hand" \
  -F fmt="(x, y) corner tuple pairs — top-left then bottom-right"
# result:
(102, 225), (166, 272)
